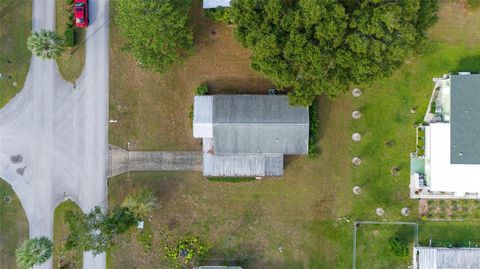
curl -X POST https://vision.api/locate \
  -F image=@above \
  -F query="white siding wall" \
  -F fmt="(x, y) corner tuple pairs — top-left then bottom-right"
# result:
(193, 96), (213, 138)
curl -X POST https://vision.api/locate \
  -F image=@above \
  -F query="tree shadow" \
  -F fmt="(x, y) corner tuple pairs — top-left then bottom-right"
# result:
(205, 241), (304, 269)
(206, 77), (274, 94)
(453, 54), (480, 73)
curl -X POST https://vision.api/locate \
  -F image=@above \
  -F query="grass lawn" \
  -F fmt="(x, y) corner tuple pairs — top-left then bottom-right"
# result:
(0, 0), (32, 108)
(355, 224), (416, 269)
(107, 0), (480, 268)
(0, 179), (28, 269)
(418, 221), (480, 247)
(56, 0), (86, 82)
(109, 0), (273, 151)
(52, 200), (83, 269)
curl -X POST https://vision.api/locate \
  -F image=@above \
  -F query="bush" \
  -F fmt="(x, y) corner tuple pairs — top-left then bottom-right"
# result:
(68, 13), (74, 20)
(469, 0), (480, 9)
(204, 7), (233, 24)
(136, 225), (153, 252)
(64, 29), (75, 47)
(66, 20), (74, 28)
(195, 83), (209, 95)
(165, 237), (211, 268)
(308, 99), (319, 158)
(66, 0), (74, 5)
(389, 237), (409, 257)
(430, 100), (436, 114)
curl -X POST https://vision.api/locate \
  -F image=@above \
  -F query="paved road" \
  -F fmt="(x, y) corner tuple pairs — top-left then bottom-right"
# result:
(0, 0), (109, 269)
(109, 145), (202, 177)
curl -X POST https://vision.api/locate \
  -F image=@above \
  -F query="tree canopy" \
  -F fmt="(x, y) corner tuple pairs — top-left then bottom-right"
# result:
(27, 29), (65, 60)
(64, 206), (138, 255)
(115, 0), (193, 73)
(231, 0), (438, 105)
(122, 191), (158, 219)
(15, 236), (53, 268)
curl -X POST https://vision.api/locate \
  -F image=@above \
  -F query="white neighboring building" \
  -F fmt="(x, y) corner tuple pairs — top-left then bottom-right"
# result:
(410, 73), (480, 199)
(413, 247), (480, 269)
(203, 0), (230, 9)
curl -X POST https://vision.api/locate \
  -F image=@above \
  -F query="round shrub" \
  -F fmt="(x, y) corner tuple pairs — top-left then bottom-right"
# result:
(64, 28), (76, 47)
(195, 83), (209, 95)
(389, 237), (409, 257)
(66, 20), (74, 28)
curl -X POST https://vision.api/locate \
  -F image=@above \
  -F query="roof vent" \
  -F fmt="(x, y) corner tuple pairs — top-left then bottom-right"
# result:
(459, 152), (464, 157)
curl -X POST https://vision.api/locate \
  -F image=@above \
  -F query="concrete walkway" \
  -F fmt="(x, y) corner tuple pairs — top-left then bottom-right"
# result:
(0, 0), (109, 268)
(109, 145), (202, 177)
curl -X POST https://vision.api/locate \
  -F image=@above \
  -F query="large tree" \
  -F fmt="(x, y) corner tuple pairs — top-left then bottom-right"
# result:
(115, 0), (194, 73)
(15, 236), (53, 268)
(27, 29), (65, 60)
(64, 206), (138, 255)
(231, 0), (438, 105)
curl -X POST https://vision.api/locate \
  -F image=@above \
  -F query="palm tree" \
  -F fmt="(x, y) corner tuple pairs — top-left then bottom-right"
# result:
(15, 236), (53, 268)
(27, 29), (65, 60)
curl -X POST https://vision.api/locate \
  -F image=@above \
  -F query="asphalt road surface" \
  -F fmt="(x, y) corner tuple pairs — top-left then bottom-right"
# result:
(0, 0), (109, 268)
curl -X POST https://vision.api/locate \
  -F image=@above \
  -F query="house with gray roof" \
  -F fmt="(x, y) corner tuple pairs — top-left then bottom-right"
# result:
(410, 73), (480, 199)
(193, 95), (309, 177)
(413, 246), (480, 269)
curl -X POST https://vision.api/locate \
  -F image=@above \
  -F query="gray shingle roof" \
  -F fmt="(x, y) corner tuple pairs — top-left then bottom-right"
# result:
(193, 94), (309, 177)
(450, 74), (480, 164)
(212, 95), (309, 155)
(213, 95), (309, 124)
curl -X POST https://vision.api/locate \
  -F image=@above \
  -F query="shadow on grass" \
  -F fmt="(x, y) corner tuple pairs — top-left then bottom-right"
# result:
(206, 177), (256, 183)
(207, 242), (304, 269)
(454, 54), (480, 73)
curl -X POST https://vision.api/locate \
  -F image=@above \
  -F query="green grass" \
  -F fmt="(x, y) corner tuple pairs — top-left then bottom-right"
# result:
(55, 0), (85, 82)
(350, 43), (480, 221)
(0, 0), (32, 108)
(53, 200), (83, 269)
(469, 0), (480, 9)
(418, 222), (480, 247)
(356, 224), (416, 269)
(0, 179), (28, 269)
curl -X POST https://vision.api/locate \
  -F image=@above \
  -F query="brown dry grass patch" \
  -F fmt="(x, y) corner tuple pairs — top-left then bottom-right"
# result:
(109, 0), (272, 151)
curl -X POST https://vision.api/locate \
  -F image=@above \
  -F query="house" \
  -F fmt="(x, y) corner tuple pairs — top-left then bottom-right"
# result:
(193, 95), (309, 177)
(410, 73), (480, 199)
(413, 246), (480, 269)
(203, 0), (230, 9)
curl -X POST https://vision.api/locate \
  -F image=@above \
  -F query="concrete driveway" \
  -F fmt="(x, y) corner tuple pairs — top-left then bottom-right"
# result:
(0, 0), (109, 268)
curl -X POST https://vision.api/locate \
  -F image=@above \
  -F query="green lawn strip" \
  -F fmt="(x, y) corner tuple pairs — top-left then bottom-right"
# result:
(355, 224), (415, 269)
(0, 0), (32, 108)
(53, 200), (83, 269)
(418, 222), (480, 247)
(0, 179), (28, 269)
(55, 0), (85, 82)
